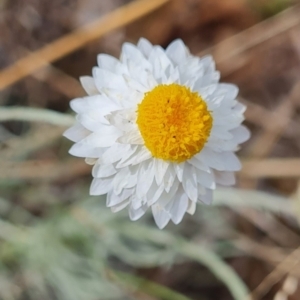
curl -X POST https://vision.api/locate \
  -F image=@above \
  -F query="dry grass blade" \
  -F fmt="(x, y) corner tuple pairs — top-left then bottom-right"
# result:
(199, 4), (300, 69)
(241, 158), (300, 178)
(242, 98), (300, 140)
(33, 63), (85, 99)
(234, 208), (300, 246)
(0, 160), (90, 181)
(290, 27), (300, 60)
(273, 276), (298, 300)
(18, 47), (86, 98)
(0, 0), (170, 90)
(0, 125), (64, 161)
(233, 236), (291, 265)
(247, 81), (300, 158)
(249, 247), (300, 300)
(239, 80), (300, 188)
(234, 237), (300, 279)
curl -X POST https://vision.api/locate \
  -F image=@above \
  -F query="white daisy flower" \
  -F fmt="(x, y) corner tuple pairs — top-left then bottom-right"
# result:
(64, 38), (250, 229)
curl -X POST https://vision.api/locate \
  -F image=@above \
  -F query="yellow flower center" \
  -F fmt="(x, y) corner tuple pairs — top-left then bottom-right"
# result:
(136, 84), (213, 163)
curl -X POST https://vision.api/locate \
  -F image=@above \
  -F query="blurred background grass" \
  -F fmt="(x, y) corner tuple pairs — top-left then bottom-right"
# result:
(1, 0), (300, 299)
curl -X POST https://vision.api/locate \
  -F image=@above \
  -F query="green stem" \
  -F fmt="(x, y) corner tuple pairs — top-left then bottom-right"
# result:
(118, 224), (250, 300)
(214, 188), (294, 215)
(112, 269), (193, 300)
(0, 107), (75, 127)
(0, 219), (24, 242)
(179, 241), (249, 300)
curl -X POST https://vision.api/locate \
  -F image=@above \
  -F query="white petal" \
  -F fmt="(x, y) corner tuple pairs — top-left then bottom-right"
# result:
(136, 160), (155, 198)
(168, 178), (180, 198)
(151, 204), (171, 229)
(79, 76), (99, 95)
(107, 108), (137, 127)
(100, 144), (131, 164)
(77, 114), (100, 132)
(196, 84), (218, 99)
(212, 112), (244, 130)
(85, 102), (120, 127)
(71, 95), (118, 115)
(102, 89), (143, 108)
(129, 204), (147, 221)
(121, 42), (152, 70)
(212, 83), (239, 103)
(72, 99), (119, 129)
(113, 167), (130, 195)
(178, 57), (202, 85)
(163, 164), (176, 193)
(146, 181), (165, 206)
(93, 68), (128, 92)
(222, 152), (242, 171)
(92, 163), (116, 178)
(186, 200), (196, 215)
(117, 130), (144, 145)
(182, 164), (198, 202)
(195, 168), (216, 190)
(206, 136), (239, 152)
(155, 179), (180, 208)
(167, 186), (188, 224)
(174, 163), (184, 182)
(146, 74), (158, 90)
(149, 46), (173, 80)
(97, 54), (126, 73)
(165, 39), (188, 65)
(188, 157), (210, 172)
(69, 142), (104, 158)
(154, 159), (170, 185)
(90, 177), (113, 195)
(124, 165), (139, 189)
(200, 55), (216, 75)
(137, 38), (153, 58)
(81, 127), (121, 147)
(115, 146), (139, 168)
(205, 95), (225, 110)
(193, 72), (220, 91)
(130, 193), (142, 210)
(120, 188), (135, 201)
(123, 72), (149, 93)
(210, 125), (233, 140)
(232, 102), (246, 114)
(214, 171), (235, 186)
(107, 188), (133, 207)
(63, 123), (90, 142)
(106, 190), (123, 207)
(105, 113), (135, 132)
(85, 158), (97, 165)
(197, 148), (241, 171)
(111, 200), (130, 212)
(198, 188), (213, 205)
(231, 125), (250, 144)
(131, 147), (152, 165)
(166, 66), (180, 84)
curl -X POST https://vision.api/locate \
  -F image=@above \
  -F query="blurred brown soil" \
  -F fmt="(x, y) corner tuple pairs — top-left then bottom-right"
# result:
(1, 0), (300, 299)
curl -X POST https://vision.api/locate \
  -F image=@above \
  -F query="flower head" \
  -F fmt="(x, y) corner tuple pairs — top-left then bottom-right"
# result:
(64, 38), (250, 229)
